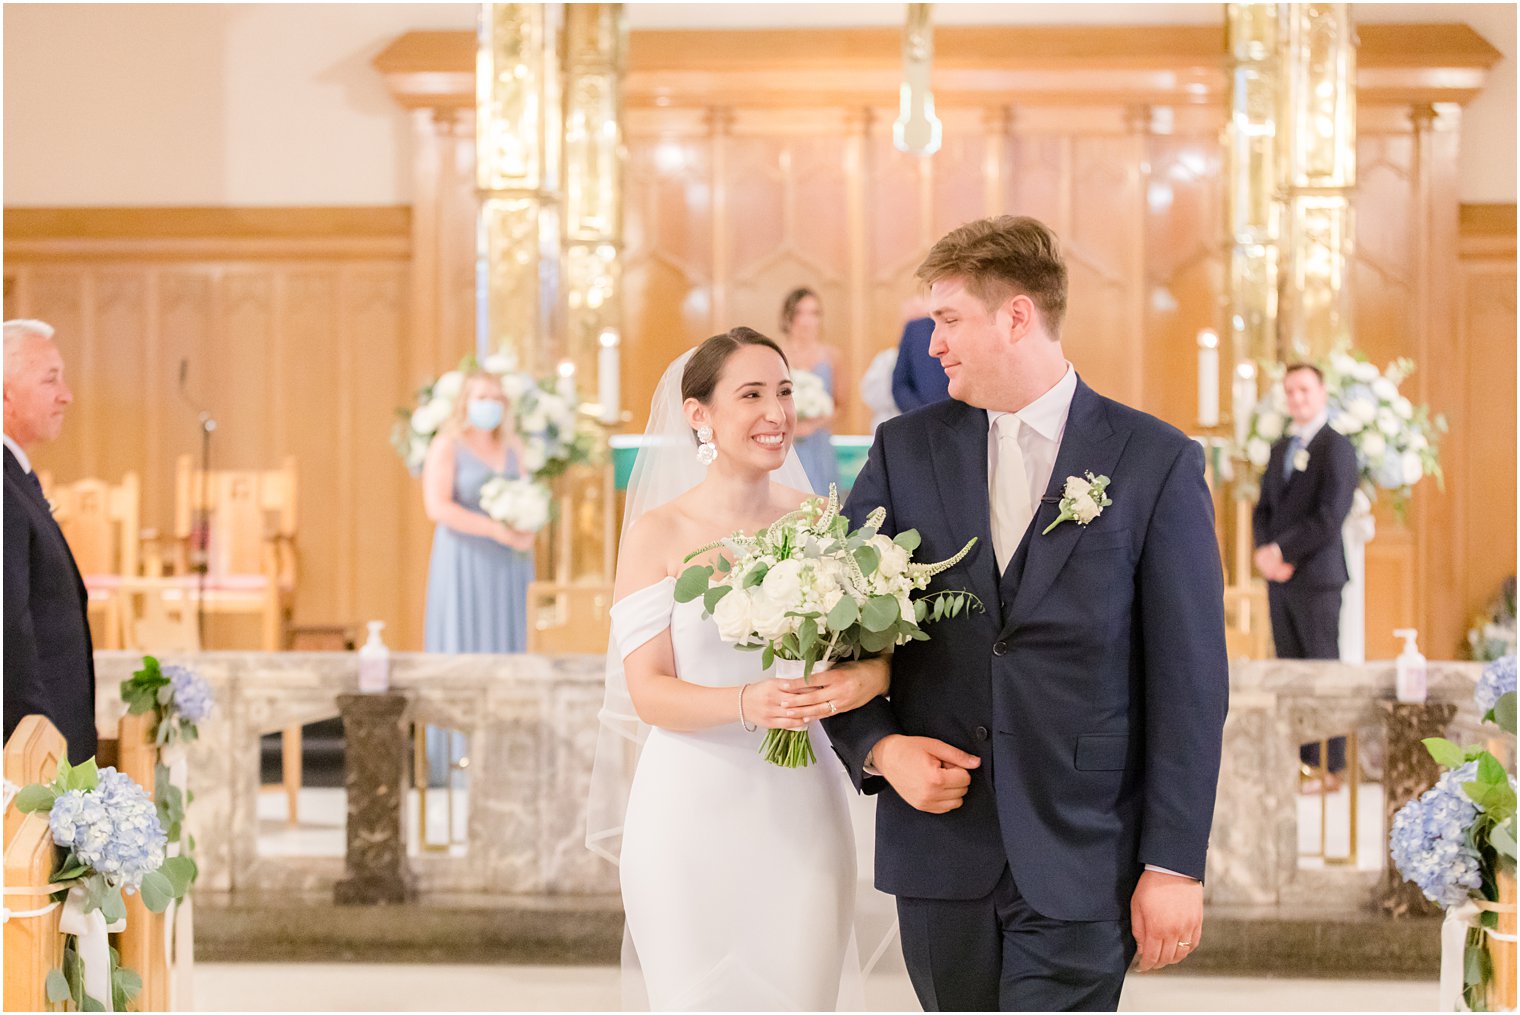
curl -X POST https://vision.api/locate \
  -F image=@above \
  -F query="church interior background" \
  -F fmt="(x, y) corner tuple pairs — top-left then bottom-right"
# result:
(3, 2), (1516, 1011)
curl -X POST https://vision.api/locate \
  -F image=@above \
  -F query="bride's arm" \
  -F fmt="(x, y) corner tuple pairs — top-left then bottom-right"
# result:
(617, 519), (806, 734)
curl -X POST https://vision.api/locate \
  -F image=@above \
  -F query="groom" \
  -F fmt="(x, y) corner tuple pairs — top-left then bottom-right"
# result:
(823, 216), (1228, 1011)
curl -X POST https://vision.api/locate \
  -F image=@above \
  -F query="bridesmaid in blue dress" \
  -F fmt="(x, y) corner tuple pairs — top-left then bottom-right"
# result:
(779, 287), (843, 494)
(421, 371), (536, 783)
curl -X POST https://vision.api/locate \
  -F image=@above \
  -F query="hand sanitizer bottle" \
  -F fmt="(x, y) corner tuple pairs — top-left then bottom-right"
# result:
(358, 620), (390, 693)
(1393, 628), (1427, 704)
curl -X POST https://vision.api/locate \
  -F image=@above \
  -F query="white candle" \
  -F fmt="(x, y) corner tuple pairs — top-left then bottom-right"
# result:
(1233, 361), (1257, 446)
(597, 329), (620, 425)
(1197, 329), (1220, 428)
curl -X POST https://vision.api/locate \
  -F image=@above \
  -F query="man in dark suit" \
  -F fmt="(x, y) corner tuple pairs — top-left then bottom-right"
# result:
(4, 318), (96, 763)
(1252, 363), (1359, 660)
(891, 315), (951, 413)
(822, 217), (1229, 1010)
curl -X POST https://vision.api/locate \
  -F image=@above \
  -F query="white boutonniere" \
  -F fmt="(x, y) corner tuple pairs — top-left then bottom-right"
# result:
(1292, 448), (1311, 472)
(1042, 472), (1113, 535)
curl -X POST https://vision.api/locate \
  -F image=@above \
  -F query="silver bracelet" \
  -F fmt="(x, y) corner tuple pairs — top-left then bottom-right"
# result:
(738, 683), (758, 732)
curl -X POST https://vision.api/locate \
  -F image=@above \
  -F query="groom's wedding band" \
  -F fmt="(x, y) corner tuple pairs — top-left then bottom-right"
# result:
(1178, 942), (1191, 949)
(827, 700), (838, 714)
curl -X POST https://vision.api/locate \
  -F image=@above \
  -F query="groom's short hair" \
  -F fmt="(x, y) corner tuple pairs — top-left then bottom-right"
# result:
(916, 216), (1068, 335)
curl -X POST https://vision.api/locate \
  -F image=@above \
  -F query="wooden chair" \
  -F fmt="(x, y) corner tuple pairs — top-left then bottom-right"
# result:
(37, 471), (143, 650)
(170, 453), (298, 651)
(3, 716), (68, 1013)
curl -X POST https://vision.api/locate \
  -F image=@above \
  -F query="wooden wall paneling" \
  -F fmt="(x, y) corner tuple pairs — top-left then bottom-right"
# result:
(93, 269), (151, 498)
(865, 109), (936, 369)
(155, 268), (217, 539)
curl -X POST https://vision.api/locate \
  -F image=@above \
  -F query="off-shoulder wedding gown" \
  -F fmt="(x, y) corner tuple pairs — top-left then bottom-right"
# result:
(611, 576), (863, 1011)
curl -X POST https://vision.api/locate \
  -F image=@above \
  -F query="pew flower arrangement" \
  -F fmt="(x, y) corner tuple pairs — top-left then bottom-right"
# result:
(1234, 347), (1445, 518)
(15, 759), (195, 1011)
(120, 656), (212, 861)
(1389, 656), (1517, 1011)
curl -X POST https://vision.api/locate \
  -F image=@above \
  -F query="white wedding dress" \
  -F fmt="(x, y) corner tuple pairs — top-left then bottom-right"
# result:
(611, 575), (864, 1011)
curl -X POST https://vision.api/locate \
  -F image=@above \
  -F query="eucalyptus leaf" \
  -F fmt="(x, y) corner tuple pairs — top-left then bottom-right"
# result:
(703, 584), (733, 615)
(798, 618), (818, 659)
(138, 870), (174, 912)
(862, 596), (899, 633)
(860, 626), (894, 654)
(742, 565), (768, 590)
(51, 864), (90, 884)
(82, 991), (106, 1012)
(761, 644), (775, 670)
(99, 885), (127, 924)
(1423, 737), (1467, 770)
(14, 783), (57, 813)
(1497, 691), (1517, 737)
(45, 967), (71, 1002)
(156, 685), (175, 705)
(1477, 752), (1507, 786)
(1490, 820), (1518, 861)
(673, 565), (714, 604)
(893, 529), (922, 553)
(854, 545), (881, 577)
(914, 599), (927, 623)
(113, 966), (142, 1005)
(827, 596), (860, 631)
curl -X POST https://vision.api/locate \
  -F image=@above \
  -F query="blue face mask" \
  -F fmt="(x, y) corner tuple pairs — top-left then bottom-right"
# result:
(466, 398), (505, 432)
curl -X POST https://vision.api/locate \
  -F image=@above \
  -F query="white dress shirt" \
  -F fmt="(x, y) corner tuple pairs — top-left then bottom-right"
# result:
(986, 363), (1078, 521)
(1289, 410), (1329, 447)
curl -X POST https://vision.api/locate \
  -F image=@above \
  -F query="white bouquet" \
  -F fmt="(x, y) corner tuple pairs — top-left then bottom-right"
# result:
(513, 374), (600, 480)
(1235, 347), (1445, 515)
(479, 475), (552, 535)
(390, 353), (519, 475)
(675, 485), (980, 767)
(791, 368), (835, 422)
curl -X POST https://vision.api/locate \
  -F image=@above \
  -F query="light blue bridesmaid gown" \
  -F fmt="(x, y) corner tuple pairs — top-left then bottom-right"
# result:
(423, 440), (533, 784)
(793, 360), (840, 495)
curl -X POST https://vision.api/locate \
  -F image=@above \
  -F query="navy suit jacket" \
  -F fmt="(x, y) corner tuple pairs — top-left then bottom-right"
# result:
(4, 448), (97, 763)
(823, 380), (1229, 922)
(1252, 426), (1358, 590)
(891, 317), (950, 412)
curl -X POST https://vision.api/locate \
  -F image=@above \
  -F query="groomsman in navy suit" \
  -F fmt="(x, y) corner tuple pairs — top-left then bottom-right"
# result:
(891, 315), (951, 413)
(4, 319), (97, 764)
(824, 217), (1228, 1011)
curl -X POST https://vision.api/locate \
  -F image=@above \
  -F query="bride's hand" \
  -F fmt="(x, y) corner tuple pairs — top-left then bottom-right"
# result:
(742, 678), (812, 732)
(779, 657), (890, 720)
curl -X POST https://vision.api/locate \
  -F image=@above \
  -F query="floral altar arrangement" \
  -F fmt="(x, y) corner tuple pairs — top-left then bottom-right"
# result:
(675, 485), (980, 768)
(1390, 655), (1517, 1011)
(1233, 347), (1445, 517)
(15, 759), (195, 1011)
(1468, 578), (1518, 663)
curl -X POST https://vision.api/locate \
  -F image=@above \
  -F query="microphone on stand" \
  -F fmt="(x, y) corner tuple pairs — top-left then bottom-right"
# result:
(177, 358), (216, 646)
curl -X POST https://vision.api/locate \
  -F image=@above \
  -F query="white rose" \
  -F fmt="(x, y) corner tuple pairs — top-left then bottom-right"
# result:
(1332, 411), (1363, 435)
(1062, 475), (1092, 499)
(1372, 378), (1398, 402)
(749, 591), (794, 641)
(501, 373), (534, 400)
(1394, 396), (1413, 420)
(1293, 449), (1311, 473)
(1070, 492), (1101, 524)
(520, 442), (548, 475)
(761, 558), (804, 606)
(1402, 451), (1423, 486)
(412, 399), (451, 434)
(712, 589), (755, 643)
(481, 353), (515, 376)
(1360, 432), (1386, 459)
(1246, 437), (1272, 468)
(1409, 432), (1428, 451)
(1349, 398), (1377, 424)
(1256, 410), (1285, 442)
(1331, 352), (1358, 377)
(537, 393), (567, 420)
(433, 371), (465, 401)
(1354, 361), (1379, 382)
(1376, 408), (1401, 437)
(522, 410), (549, 434)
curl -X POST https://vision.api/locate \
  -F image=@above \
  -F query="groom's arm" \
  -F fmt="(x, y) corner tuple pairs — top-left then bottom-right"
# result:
(824, 427), (904, 793)
(1136, 440), (1229, 881)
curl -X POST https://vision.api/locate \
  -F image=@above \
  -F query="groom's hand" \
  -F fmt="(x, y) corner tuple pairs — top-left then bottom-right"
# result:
(872, 734), (980, 813)
(1130, 869), (1203, 972)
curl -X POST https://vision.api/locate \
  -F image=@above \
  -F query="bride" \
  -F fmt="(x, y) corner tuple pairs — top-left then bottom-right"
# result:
(587, 328), (890, 1011)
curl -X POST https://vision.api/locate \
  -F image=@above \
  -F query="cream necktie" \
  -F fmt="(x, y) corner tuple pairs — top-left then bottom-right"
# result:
(990, 414), (1033, 574)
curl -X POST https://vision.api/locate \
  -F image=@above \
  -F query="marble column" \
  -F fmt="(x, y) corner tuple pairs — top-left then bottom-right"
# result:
(335, 691), (418, 905)
(1378, 700), (1456, 917)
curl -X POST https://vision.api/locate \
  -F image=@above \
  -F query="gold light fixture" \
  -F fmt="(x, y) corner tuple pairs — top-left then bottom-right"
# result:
(893, 3), (942, 156)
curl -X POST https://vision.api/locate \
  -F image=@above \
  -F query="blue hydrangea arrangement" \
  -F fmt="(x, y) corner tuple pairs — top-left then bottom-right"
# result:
(1389, 680), (1516, 1010)
(120, 655), (214, 746)
(16, 757), (196, 1010)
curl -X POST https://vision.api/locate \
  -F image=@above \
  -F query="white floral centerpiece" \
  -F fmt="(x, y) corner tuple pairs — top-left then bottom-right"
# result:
(791, 368), (836, 422)
(674, 485), (980, 768)
(479, 475), (553, 536)
(1234, 347), (1445, 516)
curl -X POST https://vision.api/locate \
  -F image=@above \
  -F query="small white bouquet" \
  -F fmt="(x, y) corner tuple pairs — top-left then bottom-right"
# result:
(791, 368), (835, 422)
(675, 485), (980, 767)
(479, 475), (553, 536)
(513, 374), (601, 480)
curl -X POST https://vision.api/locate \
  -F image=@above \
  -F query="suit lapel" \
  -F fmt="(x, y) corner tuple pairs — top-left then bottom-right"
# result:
(928, 406), (1000, 612)
(1003, 380), (1129, 634)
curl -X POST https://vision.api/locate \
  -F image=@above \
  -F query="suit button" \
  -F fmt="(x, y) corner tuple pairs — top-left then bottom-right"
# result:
(974, 726), (989, 742)
(993, 641), (1008, 656)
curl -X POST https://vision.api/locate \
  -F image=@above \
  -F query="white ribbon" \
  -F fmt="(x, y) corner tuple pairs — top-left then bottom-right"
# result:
(1440, 899), (1519, 1012)
(160, 744), (195, 1012)
(1, 885), (60, 922)
(58, 885), (126, 1013)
